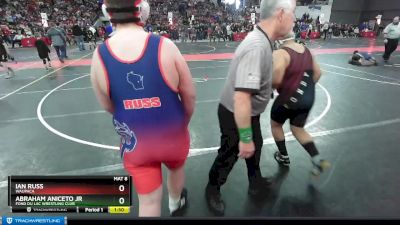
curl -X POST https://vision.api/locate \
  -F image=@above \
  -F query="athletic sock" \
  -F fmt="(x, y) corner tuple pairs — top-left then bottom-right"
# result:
(302, 142), (319, 158)
(275, 140), (288, 156)
(169, 195), (182, 213)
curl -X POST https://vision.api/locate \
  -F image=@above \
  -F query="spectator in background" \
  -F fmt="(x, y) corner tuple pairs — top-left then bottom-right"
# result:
(72, 22), (85, 51)
(226, 23), (232, 41)
(12, 33), (24, 48)
(207, 26), (213, 42)
(361, 22), (369, 31)
(34, 36), (52, 70)
(86, 26), (97, 50)
(0, 36), (15, 79)
(47, 22), (67, 63)
(180, 25), (187, 42)
(348, 25), (355, 37)
(306, 23), (312, 39)
(354, 26), (360, 37)
(1, 28), (12, 45)
(1, 0), (100, 35)
(328, 23), (333, 38)
(322, 22), (329, 40)
(341, 24), (347, 38)
(215, 25), (225, 42)
(145, 23), (153, 33)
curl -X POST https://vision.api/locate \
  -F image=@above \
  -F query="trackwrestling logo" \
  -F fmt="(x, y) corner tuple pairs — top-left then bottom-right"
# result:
(2, 216), (65, 225)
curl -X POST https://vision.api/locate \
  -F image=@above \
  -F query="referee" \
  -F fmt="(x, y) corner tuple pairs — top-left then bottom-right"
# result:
(383, 16), (400, 63)
(205, 0), (296, 216)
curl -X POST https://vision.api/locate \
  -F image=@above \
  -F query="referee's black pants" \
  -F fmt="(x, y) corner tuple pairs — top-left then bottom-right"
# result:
(208, 104), (264, 189)
(383, 38), (399, 61)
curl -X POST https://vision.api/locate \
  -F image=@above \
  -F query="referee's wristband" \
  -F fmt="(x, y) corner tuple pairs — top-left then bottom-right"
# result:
(239, 127), (253, 143)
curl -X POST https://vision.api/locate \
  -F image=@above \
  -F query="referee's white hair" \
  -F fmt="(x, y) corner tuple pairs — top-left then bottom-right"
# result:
(260, 0), (294, 20)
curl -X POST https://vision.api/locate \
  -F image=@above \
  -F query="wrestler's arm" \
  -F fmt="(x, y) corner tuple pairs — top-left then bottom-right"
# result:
(312, 54), (322, 83)
(164, 39), (196, 124)
(272, 49), (290, 89)
(90, 48), (114, 114)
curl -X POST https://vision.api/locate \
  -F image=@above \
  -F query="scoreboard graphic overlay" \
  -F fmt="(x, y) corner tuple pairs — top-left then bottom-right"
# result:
(8, 176), (132, 214)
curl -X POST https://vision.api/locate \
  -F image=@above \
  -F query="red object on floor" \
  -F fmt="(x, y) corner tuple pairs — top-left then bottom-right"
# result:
(360, 31), (376, 38)
(21, 37), (36, 47)
(233, 32), (248, 41)
(21, 37), (51, 47)
(301, 31), (321, 39)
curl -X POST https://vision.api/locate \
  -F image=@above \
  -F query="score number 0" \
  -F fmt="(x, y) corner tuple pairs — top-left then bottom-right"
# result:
(119, 185), (125, 205)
